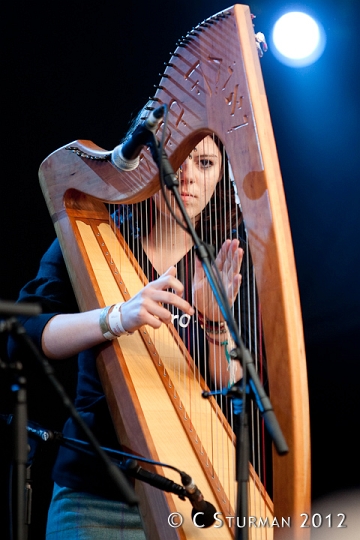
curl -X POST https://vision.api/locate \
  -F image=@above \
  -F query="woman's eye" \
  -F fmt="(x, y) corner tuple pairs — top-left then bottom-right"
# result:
(199, 158), (213, 169)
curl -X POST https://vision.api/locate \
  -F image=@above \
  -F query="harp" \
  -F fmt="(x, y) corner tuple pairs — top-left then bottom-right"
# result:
(39, 4), (310, 539)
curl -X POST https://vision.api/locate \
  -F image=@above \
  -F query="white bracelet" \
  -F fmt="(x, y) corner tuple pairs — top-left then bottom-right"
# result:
(99, 305), (117, 341)
(108, 302), (133, 336)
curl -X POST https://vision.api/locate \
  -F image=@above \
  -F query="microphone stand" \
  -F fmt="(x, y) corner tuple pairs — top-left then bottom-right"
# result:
(20, 425), (217, 528)
(1, 301), (42, 540)
(148, 133), (289, 540)
(0, 301), (138, 540)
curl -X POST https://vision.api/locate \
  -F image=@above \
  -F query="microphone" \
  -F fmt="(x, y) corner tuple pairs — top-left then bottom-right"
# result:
(111, 105), (165, 171)
(123, 461), (216, 527)
(0, 414), (56, 443)
(181, 472), (217, 528)
(122, 459), (186, 498)
(26, 420), (57, 442)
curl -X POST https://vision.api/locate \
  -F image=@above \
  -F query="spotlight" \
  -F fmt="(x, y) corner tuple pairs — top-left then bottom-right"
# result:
(271, 12), (326, 67)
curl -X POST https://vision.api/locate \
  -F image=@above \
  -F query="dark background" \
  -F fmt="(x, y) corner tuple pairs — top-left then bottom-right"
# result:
(1, 0), (359, 537)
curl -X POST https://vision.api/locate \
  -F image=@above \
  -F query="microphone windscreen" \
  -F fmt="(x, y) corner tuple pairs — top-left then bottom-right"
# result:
(191, 502), (217, 528)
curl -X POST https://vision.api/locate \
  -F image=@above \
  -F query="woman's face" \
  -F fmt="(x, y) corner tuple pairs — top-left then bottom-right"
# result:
(153, 136), (222, 223)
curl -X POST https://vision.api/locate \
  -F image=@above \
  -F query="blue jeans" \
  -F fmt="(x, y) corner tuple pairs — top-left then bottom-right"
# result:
(46, 483), (146, 539)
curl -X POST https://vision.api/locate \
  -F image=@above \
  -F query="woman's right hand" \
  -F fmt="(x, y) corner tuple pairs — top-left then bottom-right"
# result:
(120, 266), (194, 332)
(42, 266), (193, 360)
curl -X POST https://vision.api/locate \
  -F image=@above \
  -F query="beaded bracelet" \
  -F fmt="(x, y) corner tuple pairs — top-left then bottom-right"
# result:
(197, 310), (227, 334)
(205, 333), (231, 364)
(205, 333), (227, 346)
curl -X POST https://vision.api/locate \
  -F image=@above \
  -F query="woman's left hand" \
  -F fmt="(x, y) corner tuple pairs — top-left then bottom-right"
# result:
(192, 238), (243, 322)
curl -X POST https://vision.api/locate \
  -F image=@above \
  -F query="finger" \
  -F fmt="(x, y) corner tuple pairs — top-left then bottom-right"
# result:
(231, 245), (243, 274)
(232, 272), (242, 291)
(228, 270), (242, 300)
(152, 267), (185, 296)
(136, 295), (194, 329)
(146, 303), (173, 325)
(223, 244), (243, 299)
(218, 239), (241, 274)
(121, 294), (192, 332)
(162, 266), (177, 278)
(215, 239), (232, 272)
(153, 290), (195, 316)
(221, 241), (242, 278)
(158, 266), (180, 289)
(194, 254), (205, 279)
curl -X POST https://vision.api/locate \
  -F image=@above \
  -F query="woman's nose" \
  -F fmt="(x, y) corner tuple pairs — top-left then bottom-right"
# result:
(179, 158), (194, 183)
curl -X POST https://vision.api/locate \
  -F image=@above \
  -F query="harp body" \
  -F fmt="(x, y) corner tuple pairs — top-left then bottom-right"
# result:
(39, 4), (310, 539)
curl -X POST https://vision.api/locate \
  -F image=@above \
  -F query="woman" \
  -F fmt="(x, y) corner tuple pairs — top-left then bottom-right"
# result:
(8, 135), (243, 539)
(114, 135), (244, 385)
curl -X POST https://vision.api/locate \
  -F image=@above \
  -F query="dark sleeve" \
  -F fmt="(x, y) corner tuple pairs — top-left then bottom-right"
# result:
(7, 238), (79, 358)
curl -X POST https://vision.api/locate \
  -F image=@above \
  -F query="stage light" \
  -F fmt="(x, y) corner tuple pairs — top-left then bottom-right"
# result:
(271, 11), (326, 67)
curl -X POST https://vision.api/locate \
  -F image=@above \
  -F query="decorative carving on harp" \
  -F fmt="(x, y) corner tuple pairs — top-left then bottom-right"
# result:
(39, 4), (310, 539)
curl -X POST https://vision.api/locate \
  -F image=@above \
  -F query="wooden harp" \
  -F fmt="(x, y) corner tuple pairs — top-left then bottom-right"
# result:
(39, 4), (310, 539)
